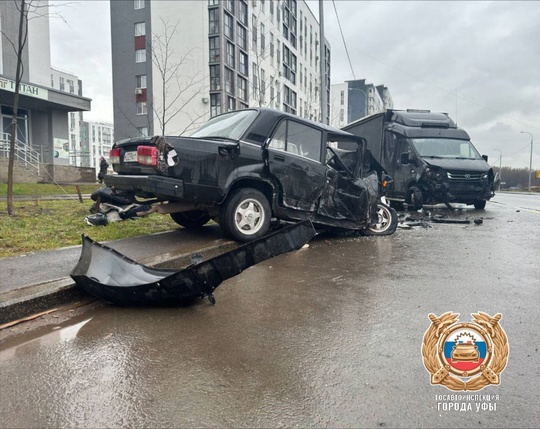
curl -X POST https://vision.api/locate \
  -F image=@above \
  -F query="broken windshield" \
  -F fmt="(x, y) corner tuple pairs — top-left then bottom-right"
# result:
(410, 138), (482, 159)
(190, 110), (258, 140)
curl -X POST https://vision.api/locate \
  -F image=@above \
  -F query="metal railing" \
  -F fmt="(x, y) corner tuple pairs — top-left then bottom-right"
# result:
(0, 132), (41, 174)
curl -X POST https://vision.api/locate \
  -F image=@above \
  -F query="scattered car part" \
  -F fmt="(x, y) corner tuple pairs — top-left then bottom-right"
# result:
(70, 220), (316, 306)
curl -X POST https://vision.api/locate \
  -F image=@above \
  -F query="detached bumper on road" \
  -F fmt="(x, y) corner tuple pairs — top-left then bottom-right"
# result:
(105, 174), (185, 198)
(70, 220), (316, 306)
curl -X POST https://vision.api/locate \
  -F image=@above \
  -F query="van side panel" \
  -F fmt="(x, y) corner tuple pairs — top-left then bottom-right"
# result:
(343, 114), (385, 161)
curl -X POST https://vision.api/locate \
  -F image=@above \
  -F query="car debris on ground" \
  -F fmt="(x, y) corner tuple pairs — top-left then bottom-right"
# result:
(71, 220), (316, 306)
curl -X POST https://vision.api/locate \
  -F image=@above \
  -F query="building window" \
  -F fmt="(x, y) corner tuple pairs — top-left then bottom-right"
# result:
(209, 8), (219, 34)
(209, 37), (220, 62)
(59, 76), (65, 91)
(260, 68), (266, 102)
(135, 22), (145, 36)
(260, 23), (266, 51)
(283, 85), (297, 114)
(136, 101), (147, 115)
(252, 62), (259, 93)
(283, 46), (296, 84)
(227, 96), (236, 112)
(134, 0), (144, 10)
(136, 74), (147, 89)
(224, 67), (234, 95)
(226, 42), (235, 68)
(238, 51), (248, 75)
(340, 90), (344, 105)
(224, 13), (234, 41)
(135, 49), (146, 63)
(238, 76), (247, 101)
(210, 93), (221, 117)
(239, 1), (248, 25)
(225, 0), (234, 13)
(67, 79), (74, 94)
(237, 24), (247, 50)
(137, 126), (148, 137)
(252, 14), (257, 47)
(210, 65), (221, 91)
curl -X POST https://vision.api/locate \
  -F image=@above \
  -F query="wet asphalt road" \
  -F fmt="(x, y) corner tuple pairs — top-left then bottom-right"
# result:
(0, 193), (539, 428)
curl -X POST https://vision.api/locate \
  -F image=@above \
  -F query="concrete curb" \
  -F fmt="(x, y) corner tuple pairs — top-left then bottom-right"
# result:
(0, 240), (238, 325)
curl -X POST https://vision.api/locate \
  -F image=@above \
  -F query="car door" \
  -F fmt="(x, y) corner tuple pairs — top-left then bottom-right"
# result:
(266, 119), (327, 212)
(317, 136), (373, 225)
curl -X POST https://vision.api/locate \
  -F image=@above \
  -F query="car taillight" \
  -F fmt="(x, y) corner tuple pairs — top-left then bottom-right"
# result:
(110, 148), (121, 164)
(137, 145), (158, 166)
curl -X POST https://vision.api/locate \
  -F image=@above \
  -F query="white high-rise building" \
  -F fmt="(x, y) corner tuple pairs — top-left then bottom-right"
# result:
(330, 79), (394, 128)
(110, 0), (331, 141)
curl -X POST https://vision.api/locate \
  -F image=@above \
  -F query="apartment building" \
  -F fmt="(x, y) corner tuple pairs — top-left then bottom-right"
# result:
(0, 1), (90, 167)
(330, 79), (394, 128)
(84, 121), (114, 171)
(110, 0), (330, 140)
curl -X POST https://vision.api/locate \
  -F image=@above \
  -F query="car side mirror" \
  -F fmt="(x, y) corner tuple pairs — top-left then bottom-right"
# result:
(482, 155), (488, 162)
(400, 152), (409, 165)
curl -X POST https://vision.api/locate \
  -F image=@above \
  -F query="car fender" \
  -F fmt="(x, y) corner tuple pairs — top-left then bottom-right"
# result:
(221, 166), (279, 209)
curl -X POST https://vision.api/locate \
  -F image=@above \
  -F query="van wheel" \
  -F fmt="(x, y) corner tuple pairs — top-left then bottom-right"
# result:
(361, 203), (398, 236)
(219, 188), (271, 242)
(170, 210), (211, 228)
(407, 187), (423, 210)
(473, 200), (487, 210)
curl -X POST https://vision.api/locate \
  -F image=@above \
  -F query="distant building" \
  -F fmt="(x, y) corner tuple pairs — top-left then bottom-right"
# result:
(110, 0), (331, 140)
(330, 79), (393, 128)
(84, 121), (114, 171)
(0, 1), (90, 168)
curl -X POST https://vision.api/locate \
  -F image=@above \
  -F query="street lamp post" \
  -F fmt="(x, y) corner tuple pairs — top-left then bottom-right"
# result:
(493, 149), (502, 190)
(520, 131), (534, 191)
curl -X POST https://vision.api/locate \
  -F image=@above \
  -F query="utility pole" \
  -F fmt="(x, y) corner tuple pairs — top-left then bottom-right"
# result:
(319, 0), (327, 124)
(520, 131), (534, 191)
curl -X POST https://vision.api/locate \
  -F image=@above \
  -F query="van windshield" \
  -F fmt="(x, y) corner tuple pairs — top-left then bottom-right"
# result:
(410, 138), (482, 159)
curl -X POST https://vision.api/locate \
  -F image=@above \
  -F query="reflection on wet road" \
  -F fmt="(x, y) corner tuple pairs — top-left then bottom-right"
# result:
(1, 194), (538, 428)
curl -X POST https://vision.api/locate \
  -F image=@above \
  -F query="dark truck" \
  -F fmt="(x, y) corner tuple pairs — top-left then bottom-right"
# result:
(104, 108), (397, 242)
(343, 109), (498, 210)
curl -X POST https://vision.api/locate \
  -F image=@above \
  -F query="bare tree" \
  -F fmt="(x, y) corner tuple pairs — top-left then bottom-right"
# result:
(1, 0), (71, 214)
(149, 18), (208, 135)
(2, 0), (28, 215)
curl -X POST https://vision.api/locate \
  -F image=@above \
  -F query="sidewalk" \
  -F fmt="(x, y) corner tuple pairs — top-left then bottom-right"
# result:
(0, 225), (237, 324)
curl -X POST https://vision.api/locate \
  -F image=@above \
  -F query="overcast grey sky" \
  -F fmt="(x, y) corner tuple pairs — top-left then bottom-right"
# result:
(49, 0), (539, 169)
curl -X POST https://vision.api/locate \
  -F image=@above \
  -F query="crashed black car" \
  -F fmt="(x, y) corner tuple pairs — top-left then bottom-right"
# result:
(105, 108), (397, 242)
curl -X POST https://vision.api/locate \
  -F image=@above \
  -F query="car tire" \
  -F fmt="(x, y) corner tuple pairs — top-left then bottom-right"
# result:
(170, 210), (211, 228)
(219, 188), (271, 242)
(407, 187), (423, 211)
(360, 202), (398, 236)
(473, 200), (487, 210)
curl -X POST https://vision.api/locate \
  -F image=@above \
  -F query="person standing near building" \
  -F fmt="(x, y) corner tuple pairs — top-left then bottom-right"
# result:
(98, 156), (109, 183)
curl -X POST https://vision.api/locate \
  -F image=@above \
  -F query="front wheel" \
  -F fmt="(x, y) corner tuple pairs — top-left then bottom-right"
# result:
(170, 210), (211, 228)
(219, 188), (271, 242)
(361, 203), (398, 236)
(473, 200), (487, 210)
(407, 187), (424, 211)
